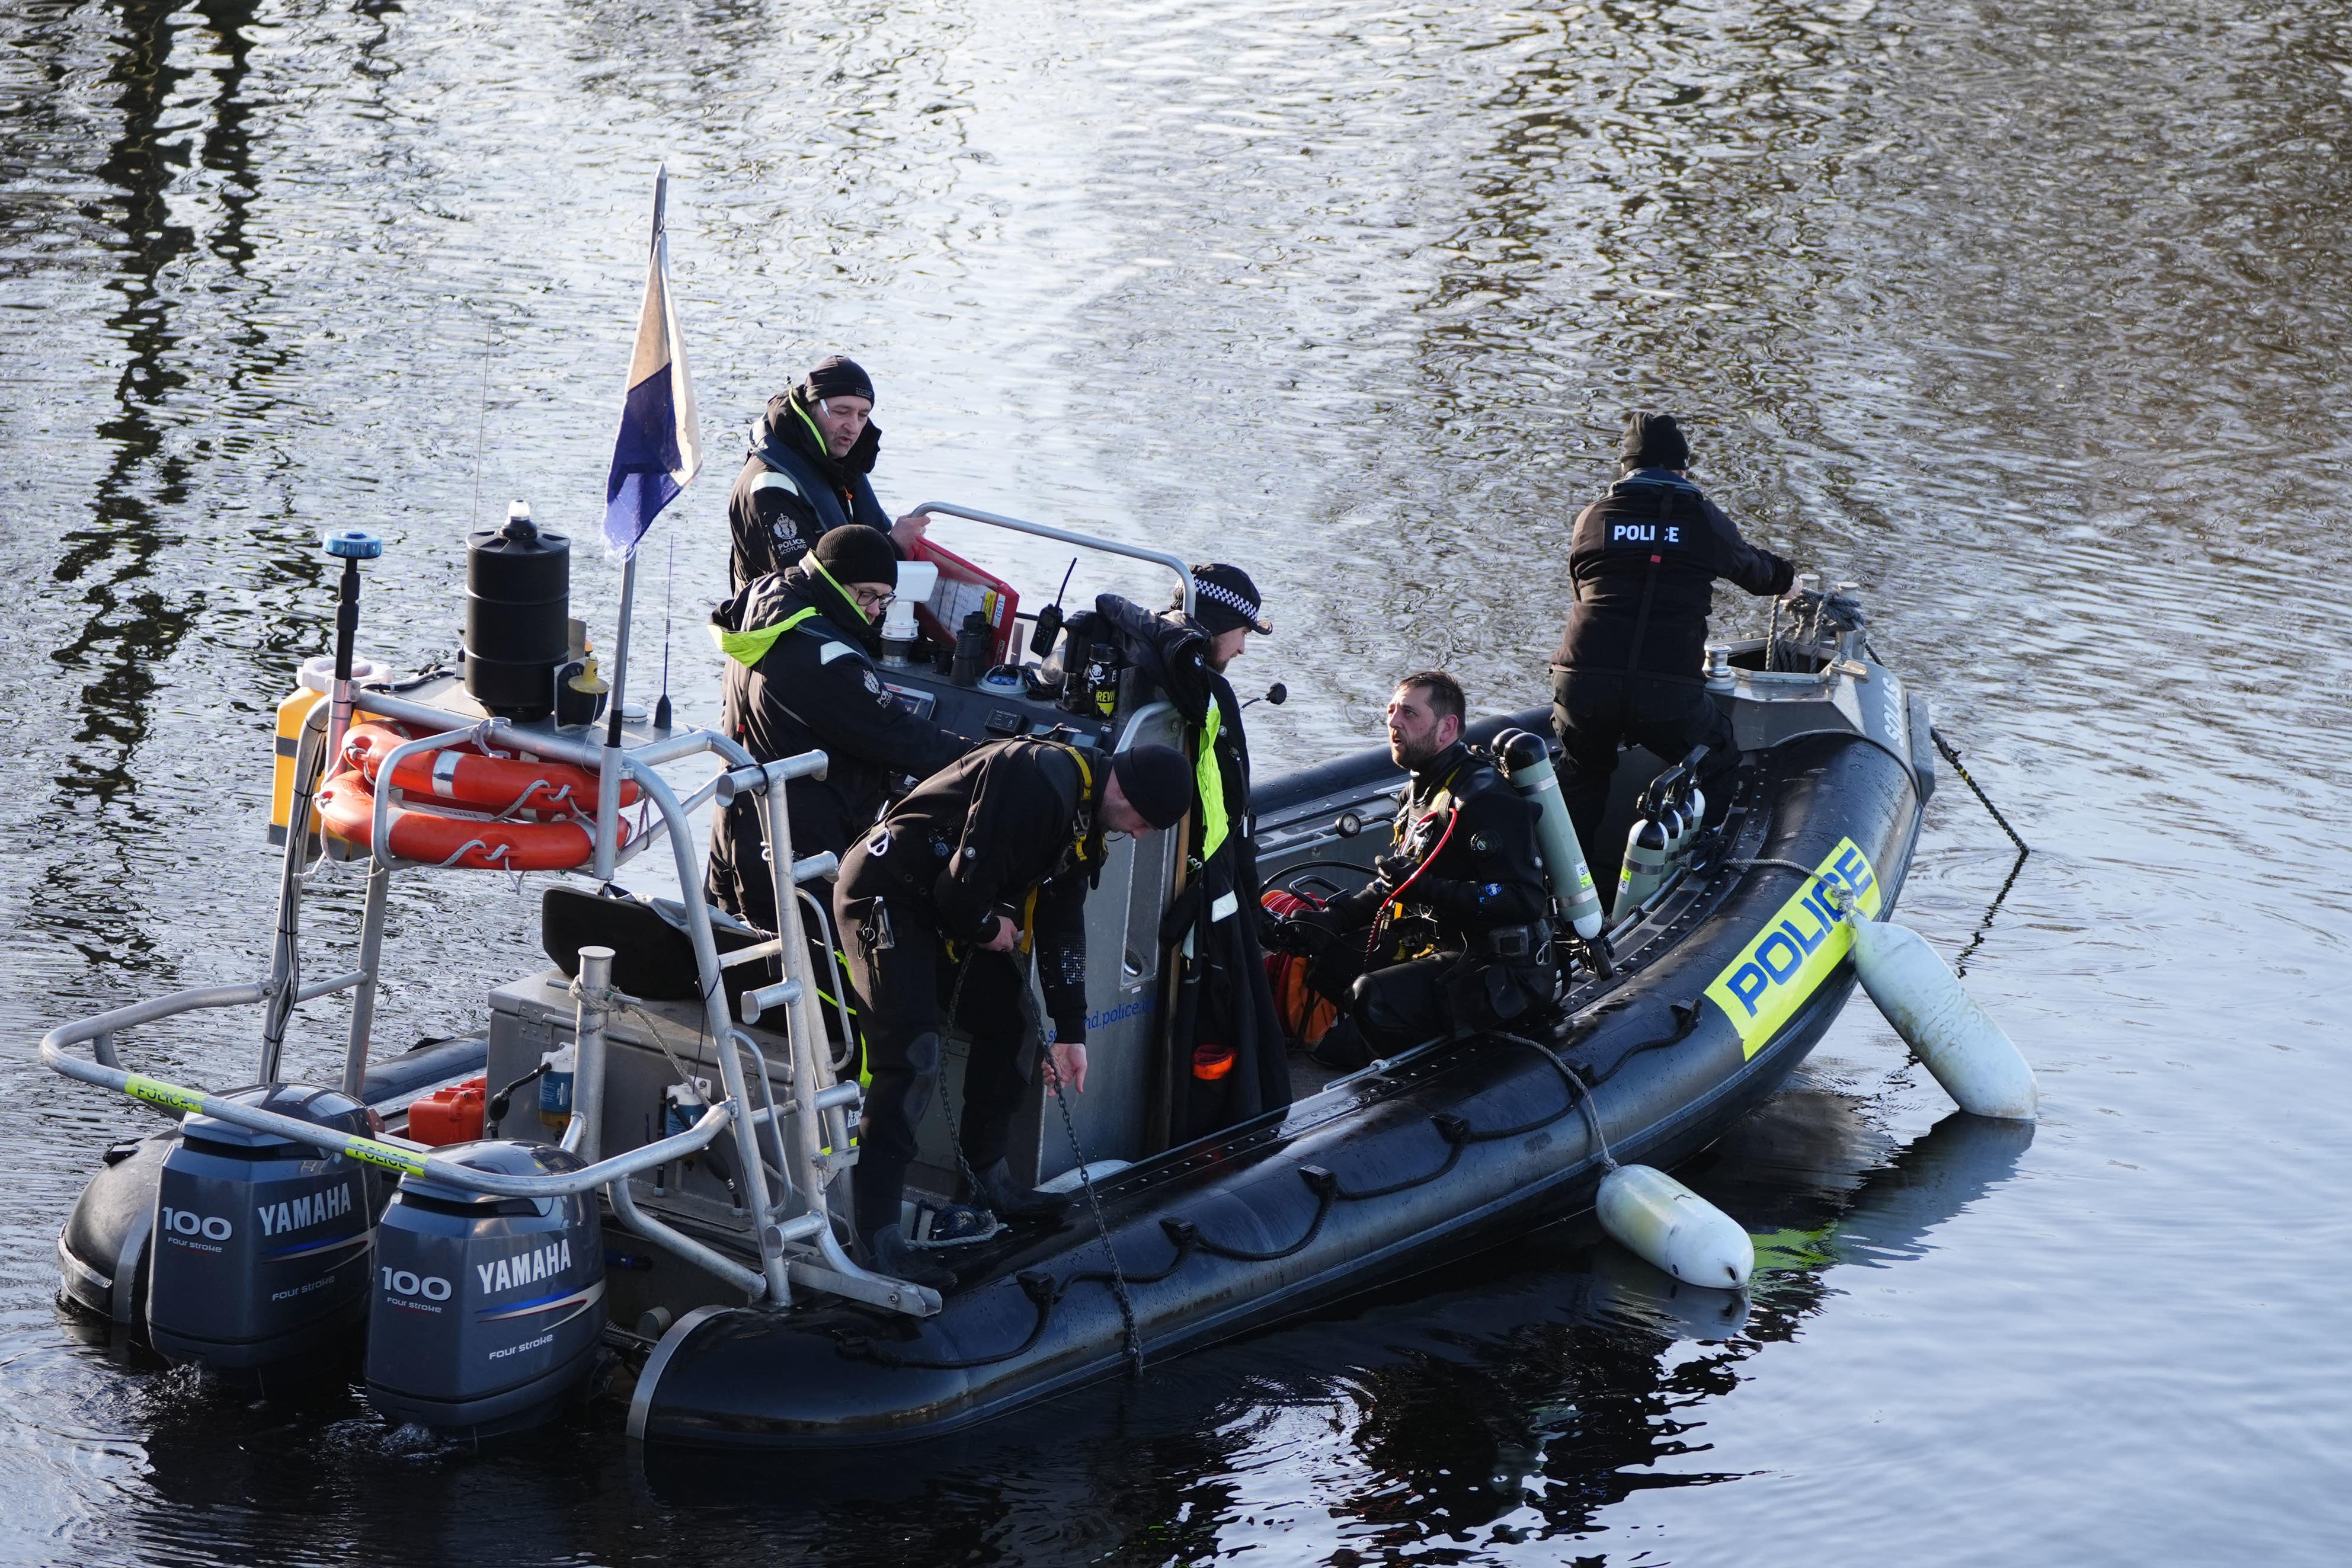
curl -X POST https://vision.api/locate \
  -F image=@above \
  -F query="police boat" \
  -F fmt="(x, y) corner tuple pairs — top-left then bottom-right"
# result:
(40, 507), (1947, 1445)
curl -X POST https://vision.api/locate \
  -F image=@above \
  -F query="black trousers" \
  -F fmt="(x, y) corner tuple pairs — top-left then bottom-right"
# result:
(836, 896), (1034, 1241)
(1314, 943), (1554, 1054)
(1550, 668), (1736, 858)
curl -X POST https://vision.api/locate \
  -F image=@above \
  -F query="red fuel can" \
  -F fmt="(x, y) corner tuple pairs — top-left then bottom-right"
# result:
(408, 1076), (486, 1147)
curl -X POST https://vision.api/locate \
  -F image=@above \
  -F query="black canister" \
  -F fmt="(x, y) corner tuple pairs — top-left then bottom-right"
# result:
(464, 503), (569, 720)
(949, 611), (992, 687)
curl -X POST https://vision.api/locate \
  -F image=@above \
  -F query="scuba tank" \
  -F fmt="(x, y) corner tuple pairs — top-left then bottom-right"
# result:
(1616, 816), (1672, 913)
(1657, 797), (1689, 861)
(1493, 730), (1604, 941)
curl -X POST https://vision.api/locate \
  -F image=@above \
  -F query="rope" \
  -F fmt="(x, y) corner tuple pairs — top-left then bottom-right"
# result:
(1930, 725), (2031, 855)
(1495, 1032), (1615, 1170)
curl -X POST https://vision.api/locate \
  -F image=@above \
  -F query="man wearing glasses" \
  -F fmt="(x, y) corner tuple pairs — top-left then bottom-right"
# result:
(726, 355), (933, 592)
(705, 525), (967, 934)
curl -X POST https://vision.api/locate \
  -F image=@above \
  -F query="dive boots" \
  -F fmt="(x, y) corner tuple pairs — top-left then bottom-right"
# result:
(962, 1159), (1077, 1226)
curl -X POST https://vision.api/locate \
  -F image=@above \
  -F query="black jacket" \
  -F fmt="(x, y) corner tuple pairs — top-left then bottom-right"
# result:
(1091, 595), (1291, 1134)
(727, 391), (892, 591)
(705, 562), (966, 930)
(836, 739), (1103, 1045)
(1551, 470), (1794, 680)
(1327, 741), (1551, 954)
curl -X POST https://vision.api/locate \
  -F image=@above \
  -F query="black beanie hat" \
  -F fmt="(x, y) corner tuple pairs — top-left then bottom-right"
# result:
(1619, 411), (1691, 472)
(1110, 744), (1192, 831)
(1176, 562), (1273, 636)
(811, 524), (899, 590)
(802, 355), (876, 406)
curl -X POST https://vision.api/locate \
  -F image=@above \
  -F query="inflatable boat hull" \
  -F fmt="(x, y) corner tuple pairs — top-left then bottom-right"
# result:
(632, 729), (1922, 1448)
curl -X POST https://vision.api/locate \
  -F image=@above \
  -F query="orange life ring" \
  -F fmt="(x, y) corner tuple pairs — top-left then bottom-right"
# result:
(316, 770), (624, 871)
(342, 721), (637, 818)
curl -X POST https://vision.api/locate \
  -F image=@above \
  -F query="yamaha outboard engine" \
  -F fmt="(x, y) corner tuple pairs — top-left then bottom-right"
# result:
(366, 1140), (605, 1437)
(57, 1130), (175, 1339)
(146, 1083), (385, 1378)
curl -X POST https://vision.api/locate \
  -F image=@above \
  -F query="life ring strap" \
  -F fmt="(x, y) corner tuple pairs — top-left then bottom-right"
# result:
(316, 770), (628, 872)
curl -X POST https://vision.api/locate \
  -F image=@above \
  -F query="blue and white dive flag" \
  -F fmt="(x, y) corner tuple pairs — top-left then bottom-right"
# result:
(601, 171), (702, 559)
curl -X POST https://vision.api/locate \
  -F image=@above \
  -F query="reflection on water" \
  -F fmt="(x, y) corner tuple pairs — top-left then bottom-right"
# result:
(5, 0), (2352, 1561)
(44, 1086), (2024, 1567)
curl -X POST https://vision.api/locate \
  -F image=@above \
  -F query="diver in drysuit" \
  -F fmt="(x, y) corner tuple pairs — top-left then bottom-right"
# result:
(833, 740), (1193, 1288)
(1550, 412), (1796, 854)
(1083, 563), (1290, 1141)
(725, 356), (932, 591)
(1273, 671), (1556, 1068)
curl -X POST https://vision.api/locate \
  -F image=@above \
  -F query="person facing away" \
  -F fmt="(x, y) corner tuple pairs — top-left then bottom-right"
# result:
(1274, 671), (1556, 1070)
(726, 354), (933, 592)
(833, 739), (1195, 1288)
(1086, 563), (1290, 1140)
(1549, 412), (1796, 857)
(704, 524), (967, 935)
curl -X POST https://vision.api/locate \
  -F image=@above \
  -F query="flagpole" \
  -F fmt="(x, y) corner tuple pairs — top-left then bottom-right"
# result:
(592, 167), (665, 882)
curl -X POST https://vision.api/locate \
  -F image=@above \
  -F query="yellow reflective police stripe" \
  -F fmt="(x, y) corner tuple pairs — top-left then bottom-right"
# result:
(345, 1139), (428, 1176)
(120, 1075), (427, 1175)
(711, 605), (822, 667)
(1704, 837), (1884, 1059)
(1195, 704), (1228, 861)
(123, 1074), (203, 1115)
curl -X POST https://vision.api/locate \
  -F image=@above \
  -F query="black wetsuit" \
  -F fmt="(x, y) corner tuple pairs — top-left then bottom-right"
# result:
(1307, 741), (1554, 1052)
(833, 740), (1103, 1242)
(1089, 595), (1289, 1139)
(726, 391), (893, 592)
(704, 561), (966, 933)
(1550, 468), (1794, 852)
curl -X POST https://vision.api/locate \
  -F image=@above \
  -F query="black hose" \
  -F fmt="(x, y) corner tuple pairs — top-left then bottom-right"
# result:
(487, 1060), (549, 1123)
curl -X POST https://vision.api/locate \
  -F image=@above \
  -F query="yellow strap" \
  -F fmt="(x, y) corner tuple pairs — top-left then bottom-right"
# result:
(711, 604), (822, 666)
(1047, 742), (1095, 862)
(1195, 704), (1228, 861)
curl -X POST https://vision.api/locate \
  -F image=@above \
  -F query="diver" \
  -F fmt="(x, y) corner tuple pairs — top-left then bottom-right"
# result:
(833, 740), (1193, 1288)
(1272, 671), (1555, 1070)
(704, 524), (968, 935)
(1549, 412), (1796, 856)
(727, 355), (933, 591)
(1083, 563), (1290, 1141)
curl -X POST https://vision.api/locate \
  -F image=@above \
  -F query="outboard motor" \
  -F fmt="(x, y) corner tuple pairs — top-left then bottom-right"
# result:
(366, 1140), (605, 1437)
(146, 1083), (384, 1378)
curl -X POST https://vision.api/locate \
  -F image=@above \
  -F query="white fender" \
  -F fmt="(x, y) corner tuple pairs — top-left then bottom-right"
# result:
(1848, 914), (2038, 1121)
(1595, 1163), (1754, 1289)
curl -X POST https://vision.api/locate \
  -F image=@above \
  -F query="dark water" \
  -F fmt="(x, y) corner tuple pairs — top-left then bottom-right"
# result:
(5, 0), (2351, 1561)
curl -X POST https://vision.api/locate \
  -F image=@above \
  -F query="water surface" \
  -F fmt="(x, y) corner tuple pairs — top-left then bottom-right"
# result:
(3, 0), (2349, 1561)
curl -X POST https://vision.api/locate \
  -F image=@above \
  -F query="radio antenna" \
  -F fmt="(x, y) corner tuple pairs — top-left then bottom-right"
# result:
(654, 526), (675, 729)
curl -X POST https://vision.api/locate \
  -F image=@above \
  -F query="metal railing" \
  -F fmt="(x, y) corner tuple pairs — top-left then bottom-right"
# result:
(39, 695), (942, 1319)
(910, 501), (1196, 615)
(41, 500), (1191, 1325)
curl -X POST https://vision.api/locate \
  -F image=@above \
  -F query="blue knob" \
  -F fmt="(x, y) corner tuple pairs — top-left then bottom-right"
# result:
(324, 529), (385, 560)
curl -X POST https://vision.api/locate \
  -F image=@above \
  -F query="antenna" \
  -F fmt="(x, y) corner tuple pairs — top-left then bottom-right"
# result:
(469, 323), (492, 533)
(655, 526), (675, 730)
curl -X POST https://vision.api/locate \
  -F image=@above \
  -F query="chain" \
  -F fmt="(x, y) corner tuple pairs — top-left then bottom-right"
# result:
(1047, 1062), (1142, 1380)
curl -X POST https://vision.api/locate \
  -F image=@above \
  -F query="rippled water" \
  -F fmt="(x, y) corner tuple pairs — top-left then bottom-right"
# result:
(4, 0), (2351, 1561)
